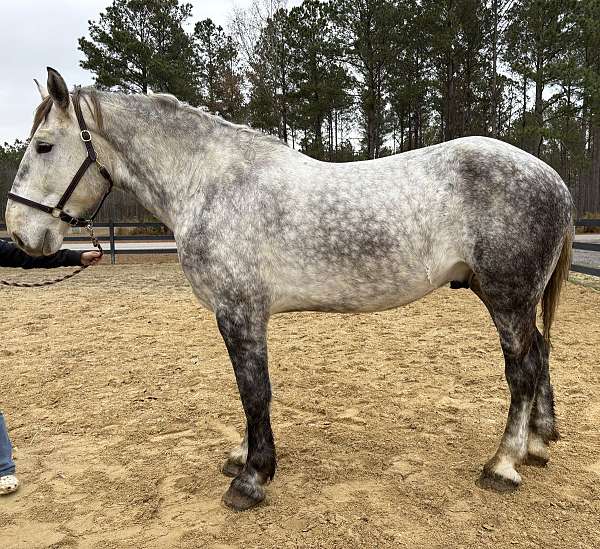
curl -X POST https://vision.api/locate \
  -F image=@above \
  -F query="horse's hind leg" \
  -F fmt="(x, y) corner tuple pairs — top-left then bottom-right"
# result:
(526, 344), (560, 466)
(471, 274), (547, 491)
(476, 305), (544, 491)
(216, 306), (276, 511)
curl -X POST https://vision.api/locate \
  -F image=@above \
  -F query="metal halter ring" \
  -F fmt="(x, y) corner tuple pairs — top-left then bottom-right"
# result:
(80, 130), (92, 142)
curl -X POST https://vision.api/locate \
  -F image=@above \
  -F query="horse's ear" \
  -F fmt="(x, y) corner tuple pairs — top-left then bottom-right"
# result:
(34, 78), (48, 100)
(46, 67), (69, 110)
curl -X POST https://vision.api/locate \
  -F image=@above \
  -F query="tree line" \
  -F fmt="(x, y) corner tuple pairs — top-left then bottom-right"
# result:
(2, 0), (599, 217)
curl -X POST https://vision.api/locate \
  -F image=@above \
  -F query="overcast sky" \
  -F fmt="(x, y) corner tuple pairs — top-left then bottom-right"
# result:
(0, 0), (281, 144)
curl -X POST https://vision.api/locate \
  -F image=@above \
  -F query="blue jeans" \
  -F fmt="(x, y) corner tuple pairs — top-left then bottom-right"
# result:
(0, 412), (15, 476)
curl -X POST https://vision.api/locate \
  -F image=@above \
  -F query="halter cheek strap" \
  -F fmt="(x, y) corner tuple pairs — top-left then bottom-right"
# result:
(8, 90), (113, 228)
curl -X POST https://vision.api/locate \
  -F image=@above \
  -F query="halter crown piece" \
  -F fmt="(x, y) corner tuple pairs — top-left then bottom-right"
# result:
(8, 89), (114, 228)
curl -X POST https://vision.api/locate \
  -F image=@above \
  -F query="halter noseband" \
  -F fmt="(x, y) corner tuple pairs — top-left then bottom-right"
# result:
(8, 90), (113, 228)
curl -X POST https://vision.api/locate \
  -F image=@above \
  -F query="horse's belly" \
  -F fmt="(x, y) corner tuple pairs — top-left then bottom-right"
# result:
(269, 267), (435, 314)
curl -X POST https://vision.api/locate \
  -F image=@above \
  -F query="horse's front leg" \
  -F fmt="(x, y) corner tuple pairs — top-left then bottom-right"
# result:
(216, 306), (276, 511)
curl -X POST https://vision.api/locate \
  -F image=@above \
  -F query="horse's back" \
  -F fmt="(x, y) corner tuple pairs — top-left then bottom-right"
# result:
(256, 142), (465, 312)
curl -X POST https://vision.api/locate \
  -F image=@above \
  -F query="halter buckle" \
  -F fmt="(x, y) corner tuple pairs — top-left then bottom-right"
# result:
(51, 207), (62, 219)
(80, 130), (92, 142)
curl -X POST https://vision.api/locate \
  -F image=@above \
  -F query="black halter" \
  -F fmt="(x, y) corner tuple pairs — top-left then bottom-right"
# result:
(8, 91), (113, 228)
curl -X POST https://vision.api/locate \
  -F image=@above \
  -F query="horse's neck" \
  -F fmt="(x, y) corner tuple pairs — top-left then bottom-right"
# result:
(101, 97), (231, 231)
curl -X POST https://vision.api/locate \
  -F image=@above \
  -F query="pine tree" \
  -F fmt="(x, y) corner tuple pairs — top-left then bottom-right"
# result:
(79, 0), (199, 103)
(286, 0), (354, 159)
(387, 1), (433, 152)
(331, 0), (399, 159)
(580, 0), (600, 213)
(421, 0), (494, 141)
(503, 0), (579, 157)
(246, 8), (294, 142)
(194, 19), (244, 121)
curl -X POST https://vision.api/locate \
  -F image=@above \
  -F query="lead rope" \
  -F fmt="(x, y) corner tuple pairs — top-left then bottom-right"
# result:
(0, 224), (102, 288)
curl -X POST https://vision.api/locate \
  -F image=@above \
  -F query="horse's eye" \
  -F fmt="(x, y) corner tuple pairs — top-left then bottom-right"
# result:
(36, 142), (53, 154)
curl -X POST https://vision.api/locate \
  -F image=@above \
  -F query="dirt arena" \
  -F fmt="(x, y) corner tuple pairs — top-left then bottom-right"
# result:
(0, 264), (599, 548)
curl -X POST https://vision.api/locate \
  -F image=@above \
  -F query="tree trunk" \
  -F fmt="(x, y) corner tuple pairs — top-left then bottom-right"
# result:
(534, 49), (544, 157)
(491, 0), (499, 137)
(591, 124), (600, 213)
(400, 112), (405, 153)
(279, 50), (289, 144)
(521, 76), (528, 149)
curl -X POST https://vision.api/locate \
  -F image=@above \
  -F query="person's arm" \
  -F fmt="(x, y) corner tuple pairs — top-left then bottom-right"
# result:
(0, 239), (82, 269)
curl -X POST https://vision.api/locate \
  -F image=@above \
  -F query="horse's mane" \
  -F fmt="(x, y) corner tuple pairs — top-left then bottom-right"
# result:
(146, 91), (287, 148)
(31, 88), (105, 137)
(31, 87), (286, 150)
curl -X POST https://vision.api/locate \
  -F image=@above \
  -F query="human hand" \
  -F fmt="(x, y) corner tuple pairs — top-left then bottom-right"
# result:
(81, 250), (102, 266)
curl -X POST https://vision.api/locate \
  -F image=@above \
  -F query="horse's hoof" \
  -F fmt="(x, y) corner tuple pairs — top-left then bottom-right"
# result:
(222, 458), (244, 478)
(476, 470), (520, 493)
(524, 453), (549, 467)
(222, 481), (265, 511)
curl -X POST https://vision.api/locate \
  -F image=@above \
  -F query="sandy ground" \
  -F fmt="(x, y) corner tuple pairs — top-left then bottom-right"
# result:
(0, 264), (599, 549)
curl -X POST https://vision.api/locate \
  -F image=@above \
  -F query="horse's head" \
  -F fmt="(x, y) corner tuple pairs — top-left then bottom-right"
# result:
(6, 68), (110, 256)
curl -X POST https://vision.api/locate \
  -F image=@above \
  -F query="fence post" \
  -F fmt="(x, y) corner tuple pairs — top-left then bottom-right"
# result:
(109, 221), (116, 265)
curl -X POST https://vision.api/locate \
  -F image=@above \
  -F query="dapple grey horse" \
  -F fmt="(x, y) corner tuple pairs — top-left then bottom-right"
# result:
(6, 68), (573, 511)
